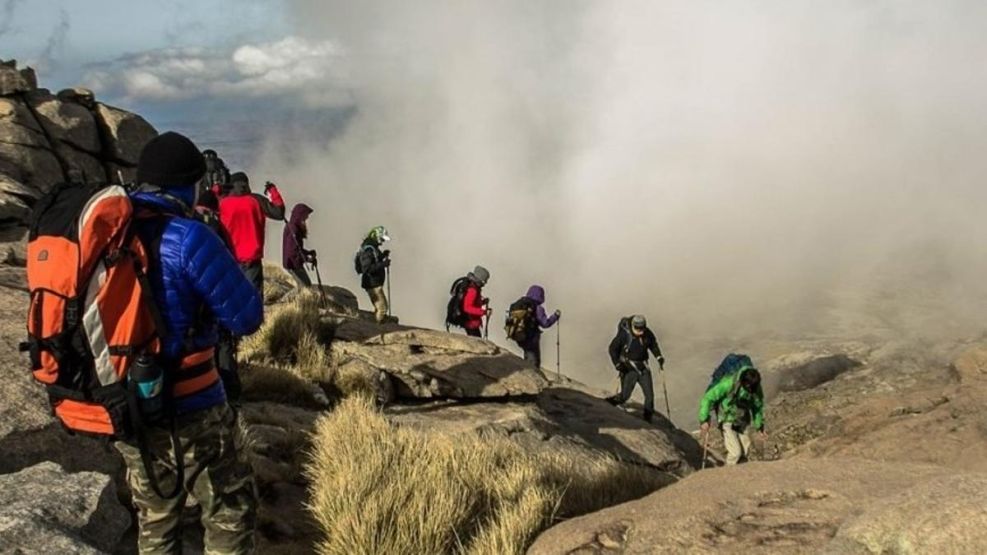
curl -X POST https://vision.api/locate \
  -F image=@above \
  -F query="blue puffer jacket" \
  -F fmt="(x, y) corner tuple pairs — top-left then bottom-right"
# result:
(131, 191), (263, 414)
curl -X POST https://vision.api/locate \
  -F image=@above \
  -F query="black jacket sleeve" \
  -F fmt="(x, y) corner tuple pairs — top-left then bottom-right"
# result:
(253, 193), (286, 220)
(647, 329), (663, 359)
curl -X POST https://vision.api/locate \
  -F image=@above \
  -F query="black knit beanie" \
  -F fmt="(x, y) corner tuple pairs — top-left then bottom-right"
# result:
(136, 132), (207, 186)
(230, 171), (249, 186)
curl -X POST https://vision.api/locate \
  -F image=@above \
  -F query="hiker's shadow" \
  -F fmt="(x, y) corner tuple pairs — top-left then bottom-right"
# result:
(532, 387), (705, 472)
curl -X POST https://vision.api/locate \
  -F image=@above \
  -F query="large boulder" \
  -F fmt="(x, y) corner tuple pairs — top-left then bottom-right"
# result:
(828, 474), (987, 554)
(93, 102), (157, 165)
(0, 462), (130, 553)
(54, 142), (107, 184)
(0, 190), (30, 223)
(333, 330), (547, 399)
(0, 61), (36, 96)
(0, 97), (48, 147)
(0, 172), (42, 202)
(0, 142), (64, 193)
(0, 283), (50, 442)
(26, 90), (102, 153)
(528, 458), (949, 554)
(389, 386), (699, 474)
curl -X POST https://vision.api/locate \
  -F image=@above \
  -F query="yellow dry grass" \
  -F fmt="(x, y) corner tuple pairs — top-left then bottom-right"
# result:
(241, 290), (333, 381)
(306, 397), (671, 555)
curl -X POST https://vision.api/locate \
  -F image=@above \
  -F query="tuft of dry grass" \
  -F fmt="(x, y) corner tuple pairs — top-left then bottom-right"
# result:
(242, 290), (334, 381)
(306, 397), (671, 555)
(240, 364), (329, 409)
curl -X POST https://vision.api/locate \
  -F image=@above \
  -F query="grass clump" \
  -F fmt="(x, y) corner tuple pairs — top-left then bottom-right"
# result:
(242, 290), (334, 381)
(306, 397), (671, 555)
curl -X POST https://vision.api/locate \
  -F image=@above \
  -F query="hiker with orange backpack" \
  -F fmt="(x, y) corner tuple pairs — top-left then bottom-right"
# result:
(24, 132), (263, 553)
(125, 133), (262, 552)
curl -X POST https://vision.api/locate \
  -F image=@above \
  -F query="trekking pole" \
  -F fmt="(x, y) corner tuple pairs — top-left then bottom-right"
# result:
(701, 428), (710, 470)
(659, 361), (672, 423)
(555, 319), (561, 380)
(386, 267), (392, 317)
(312, 260), (327, 307)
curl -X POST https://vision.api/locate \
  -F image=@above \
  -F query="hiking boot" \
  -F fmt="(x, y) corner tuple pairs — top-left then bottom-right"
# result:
(606, 396), (622, 406)
(643, 411), (654, 423)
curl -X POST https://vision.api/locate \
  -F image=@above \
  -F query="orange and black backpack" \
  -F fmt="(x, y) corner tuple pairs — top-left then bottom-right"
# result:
(23, 182), (164, 439)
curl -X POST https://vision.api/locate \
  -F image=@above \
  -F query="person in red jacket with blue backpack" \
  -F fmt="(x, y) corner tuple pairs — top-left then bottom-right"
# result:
(219, 172), (285, 295)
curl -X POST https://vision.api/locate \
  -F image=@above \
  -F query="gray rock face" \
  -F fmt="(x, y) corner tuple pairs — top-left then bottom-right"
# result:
(0, 62), (35, 96)
(0, 97), (48, 148)
(333, 330), (547, 399)
(0, 280), (51, 441)
(54, 142), (108, 184)
(390, 386), (699, 475)
(0, 462), (130, 554)
(528, 458), (951, 555)
(0, 172), (42, 201)
(94, 102), (157, 165)
(827, 474), (987, 554)
(0, 190), (30, 222)
(0, 141), (64, 193)
(57, 87), (97, 109)
(26, 90), (102, 153)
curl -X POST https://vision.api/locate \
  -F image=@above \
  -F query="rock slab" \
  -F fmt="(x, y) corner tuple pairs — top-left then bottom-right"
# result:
(0, 462), (130, 554)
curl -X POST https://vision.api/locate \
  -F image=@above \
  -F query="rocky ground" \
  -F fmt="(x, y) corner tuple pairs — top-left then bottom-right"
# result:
(526, 334), (987, 553)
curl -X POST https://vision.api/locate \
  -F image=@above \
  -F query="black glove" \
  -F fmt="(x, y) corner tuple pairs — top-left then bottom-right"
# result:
(382, 258), (392, 268)
(382, 249), (391, 259)
(657, 356), (666, 368)
(305, 250), (317, 263)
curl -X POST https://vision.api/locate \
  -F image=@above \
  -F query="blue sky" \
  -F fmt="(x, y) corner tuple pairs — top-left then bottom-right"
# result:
(2, 0), (352, 168)
(4, 0), (290, 87)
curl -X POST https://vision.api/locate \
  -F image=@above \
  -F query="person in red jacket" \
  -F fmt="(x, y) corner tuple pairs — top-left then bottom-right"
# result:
(461, 265), (491, 337)
(219, 172), (285, 294)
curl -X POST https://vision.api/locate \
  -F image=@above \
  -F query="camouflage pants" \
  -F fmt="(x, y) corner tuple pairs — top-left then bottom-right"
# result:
(115, 404), (257, 554)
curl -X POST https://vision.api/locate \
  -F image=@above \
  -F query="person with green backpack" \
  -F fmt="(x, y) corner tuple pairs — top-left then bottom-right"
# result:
(699, 362), (766, 465)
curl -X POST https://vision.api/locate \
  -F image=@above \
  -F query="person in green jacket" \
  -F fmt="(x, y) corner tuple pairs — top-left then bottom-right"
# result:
(698, 366), (766, 465)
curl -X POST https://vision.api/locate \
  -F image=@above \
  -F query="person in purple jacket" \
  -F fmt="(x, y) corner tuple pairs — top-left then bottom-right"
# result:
(510, 285), (561, 369)
(282, 203), (316, 287)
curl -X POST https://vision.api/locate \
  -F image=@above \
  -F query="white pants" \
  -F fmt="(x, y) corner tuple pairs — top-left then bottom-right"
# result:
(722, 424), (752, 465)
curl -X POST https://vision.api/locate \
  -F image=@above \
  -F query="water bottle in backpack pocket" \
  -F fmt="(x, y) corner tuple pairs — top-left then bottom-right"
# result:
(129, 355), (165, 426)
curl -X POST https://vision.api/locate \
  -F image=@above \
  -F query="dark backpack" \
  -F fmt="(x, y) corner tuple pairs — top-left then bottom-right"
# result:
(445, 277), (471, 328)
(504, 297), (537, 342)
(353, 245), (374, 275)
(707, 353), (753, 391)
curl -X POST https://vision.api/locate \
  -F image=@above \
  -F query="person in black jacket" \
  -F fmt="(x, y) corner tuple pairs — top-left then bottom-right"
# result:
(607, 314), (665, 422)
(356, 225), (391, 323)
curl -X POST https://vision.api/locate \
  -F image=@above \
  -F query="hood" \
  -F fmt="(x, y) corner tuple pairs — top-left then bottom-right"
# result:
(131, 190), (191, 216)
(230, 180), (250, 195)
(525, 285), (545, 304)
(290, 203), (313, 224)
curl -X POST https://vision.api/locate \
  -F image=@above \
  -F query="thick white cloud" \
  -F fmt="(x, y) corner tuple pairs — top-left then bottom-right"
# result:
(85, 36), (348, 106)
